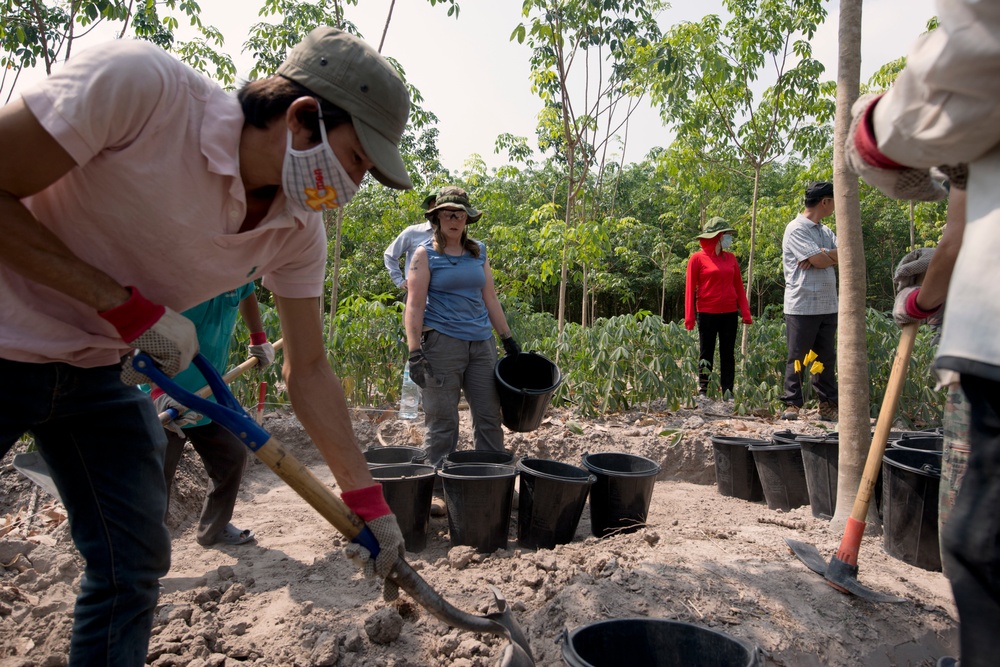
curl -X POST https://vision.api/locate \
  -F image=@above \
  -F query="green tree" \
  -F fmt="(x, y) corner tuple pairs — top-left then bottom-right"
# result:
(642, 0), (832, 352)
(0, 0), (234, 103)
(513, 0), (665, 332)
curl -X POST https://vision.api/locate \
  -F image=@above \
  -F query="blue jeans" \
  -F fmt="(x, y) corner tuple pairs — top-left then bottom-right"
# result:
(0, 358), (171, 666)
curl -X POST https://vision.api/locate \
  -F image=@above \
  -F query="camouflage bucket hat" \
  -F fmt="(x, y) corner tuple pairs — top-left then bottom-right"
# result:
(696, 216), (737, 239)
(424, 186), (482, 223)
(277, 27), (412, 190)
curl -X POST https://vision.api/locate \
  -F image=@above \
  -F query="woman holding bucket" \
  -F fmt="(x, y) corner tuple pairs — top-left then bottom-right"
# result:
(684, 216), (753, 398)
(404, 186), (520, 513)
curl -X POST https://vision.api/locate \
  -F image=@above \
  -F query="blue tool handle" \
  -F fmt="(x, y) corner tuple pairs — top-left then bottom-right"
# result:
(133, 353), (270, 451)
(353, 525), (381, 557)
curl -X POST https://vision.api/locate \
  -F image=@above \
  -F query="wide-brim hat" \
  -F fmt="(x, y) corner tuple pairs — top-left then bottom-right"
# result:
(696, 216), (737, 239)
(424, 186), (482, 223)
(277, 27), (413, 190)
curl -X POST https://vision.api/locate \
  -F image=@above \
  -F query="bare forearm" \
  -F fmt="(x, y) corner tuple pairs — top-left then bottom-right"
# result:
(239, 294), (266, 334)
(918, 189), (966, 309)
(0, 192), (129, 311)
(285, 360), (374, 492)
(404, 303), (425, 351)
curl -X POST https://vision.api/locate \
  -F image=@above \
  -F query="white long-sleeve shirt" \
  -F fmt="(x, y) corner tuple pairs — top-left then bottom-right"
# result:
(383, 222), (433, 288)
(871, 0), (1000, 381)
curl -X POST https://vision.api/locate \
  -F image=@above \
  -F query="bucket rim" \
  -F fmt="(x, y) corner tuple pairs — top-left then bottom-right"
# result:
(443, 449), (515, 464)
(581, 452), (661, 476)
(562, 617), (758, 663)
(436, 463), (518, 480)
(369, 463), (438, 481)
(710, 435), (772, 447)
(747, 442), (801, 452)
(494, 351), (564, 396)
(516, 457), (596, 484)
(883, 449), (942, 476)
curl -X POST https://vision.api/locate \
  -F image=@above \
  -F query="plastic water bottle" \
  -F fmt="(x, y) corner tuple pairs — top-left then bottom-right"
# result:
(400, 362), (419, 420)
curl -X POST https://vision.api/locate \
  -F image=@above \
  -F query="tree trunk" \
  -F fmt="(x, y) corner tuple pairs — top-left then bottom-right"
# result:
(740, 166), (762, 355)
(327, 208), (344, 339)
(831, 0), (873, 532)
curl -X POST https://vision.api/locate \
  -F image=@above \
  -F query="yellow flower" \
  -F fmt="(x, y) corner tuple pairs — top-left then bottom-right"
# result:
(803, 350), (818, 366)
(809, 361), (824, 375)
(794, 359), (802, 373)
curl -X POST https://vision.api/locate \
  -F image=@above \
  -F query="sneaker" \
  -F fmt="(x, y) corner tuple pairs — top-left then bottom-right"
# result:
(430, 495), (446, 517)
(819, 401), (838, 422)
(936, 658), (959, 667)
(781, 405), (800, 420)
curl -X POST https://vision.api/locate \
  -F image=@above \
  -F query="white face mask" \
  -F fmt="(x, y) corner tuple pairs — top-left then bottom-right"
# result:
(281, 104), (359, 213)
(720, 233), (734, 250)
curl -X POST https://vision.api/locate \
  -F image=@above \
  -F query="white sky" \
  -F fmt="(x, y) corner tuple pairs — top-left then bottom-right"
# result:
(12, 0), (937, 173)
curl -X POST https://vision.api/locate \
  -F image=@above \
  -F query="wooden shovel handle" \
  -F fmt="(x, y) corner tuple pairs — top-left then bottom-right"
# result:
(849, 323), (918, 521)
(158, 338), (283, 423)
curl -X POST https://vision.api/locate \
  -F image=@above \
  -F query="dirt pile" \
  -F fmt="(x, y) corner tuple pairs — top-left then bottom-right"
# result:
(1, 400), (958, 666)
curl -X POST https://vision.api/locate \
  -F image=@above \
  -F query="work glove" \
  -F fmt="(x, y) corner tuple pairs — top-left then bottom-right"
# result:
(248, 332), (275, 368)
(893, 286), (941, 326)
(501, 334), (521, 358)
(152, 390), (203, 438)
(407, 350), (442, 388)
(341, 484), (405, 602)
(845, 94), (948, 202)
(98, 286), (199, 385)
(893, 247), (936, 292)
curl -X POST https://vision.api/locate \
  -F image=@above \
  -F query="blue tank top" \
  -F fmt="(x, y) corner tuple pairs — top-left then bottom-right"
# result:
(422, 240), (493, 341)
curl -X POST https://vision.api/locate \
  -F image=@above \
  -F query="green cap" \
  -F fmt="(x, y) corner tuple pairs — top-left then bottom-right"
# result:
(424, 186), (483, 223)
(277, 27), (412, 190)
(696, 216), (736, 239)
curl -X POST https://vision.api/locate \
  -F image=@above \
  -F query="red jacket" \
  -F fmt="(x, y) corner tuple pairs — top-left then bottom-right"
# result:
(684, 236), (752, 330)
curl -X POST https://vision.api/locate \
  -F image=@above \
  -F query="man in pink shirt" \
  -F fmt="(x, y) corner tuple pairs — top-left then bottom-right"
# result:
(0, 28), (408, 665)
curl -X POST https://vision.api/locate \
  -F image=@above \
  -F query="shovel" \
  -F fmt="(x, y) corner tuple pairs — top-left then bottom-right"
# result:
(134, 352), (535, 667)
(785, 323), (918, 603)
(12, 344), (284, 501)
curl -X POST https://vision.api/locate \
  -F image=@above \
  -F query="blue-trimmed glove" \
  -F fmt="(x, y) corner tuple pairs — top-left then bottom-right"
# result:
(342, 485), (405, 602)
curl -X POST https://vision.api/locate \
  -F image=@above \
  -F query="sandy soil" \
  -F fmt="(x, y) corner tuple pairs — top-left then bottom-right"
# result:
(0, 399), (958, 666)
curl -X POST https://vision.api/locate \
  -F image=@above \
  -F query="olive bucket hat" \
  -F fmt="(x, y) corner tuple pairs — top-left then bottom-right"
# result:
(696, 216), (737, 239)
(424, 186), (483, 223)
(277, 27), (413, 190)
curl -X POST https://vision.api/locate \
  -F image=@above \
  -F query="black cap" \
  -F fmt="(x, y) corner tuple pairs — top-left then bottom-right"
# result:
(805, 181), (834, 201)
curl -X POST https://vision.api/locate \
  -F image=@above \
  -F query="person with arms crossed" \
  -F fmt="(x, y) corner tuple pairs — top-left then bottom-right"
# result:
(779, 181), (839, 422)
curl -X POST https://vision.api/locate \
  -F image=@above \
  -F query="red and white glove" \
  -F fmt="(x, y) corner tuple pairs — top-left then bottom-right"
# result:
(341, 484), (405, 601)
(845, 94), (948, 202)
(248, 332), (275, 367)
(98, 286), (199, 385)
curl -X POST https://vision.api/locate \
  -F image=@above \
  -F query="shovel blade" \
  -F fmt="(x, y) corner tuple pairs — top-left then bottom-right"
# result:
(785, 538), (829, 576)
(825, 556), (906, 603)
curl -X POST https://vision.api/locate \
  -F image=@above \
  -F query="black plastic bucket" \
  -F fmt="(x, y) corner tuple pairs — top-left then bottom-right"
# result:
(889, 435), (944, 454)
(494, 352), (562, 432)
(748, 443), (810, 512)
(364, 446), (427, 467)
(443, 449), (516, 467)
(561, 618), (760, 667)
(582, 453), (660, 538)
(795, 434), (839, 519)
(709, 436), (767, 502)
(369, 463), (436, 552)
(438, 464), (517, 552)
(882, 448), (942, 571)
(516, 458), (595, 549)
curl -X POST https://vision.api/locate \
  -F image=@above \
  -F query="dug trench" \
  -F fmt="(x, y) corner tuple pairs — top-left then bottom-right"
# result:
(0, 399), (957, 666)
